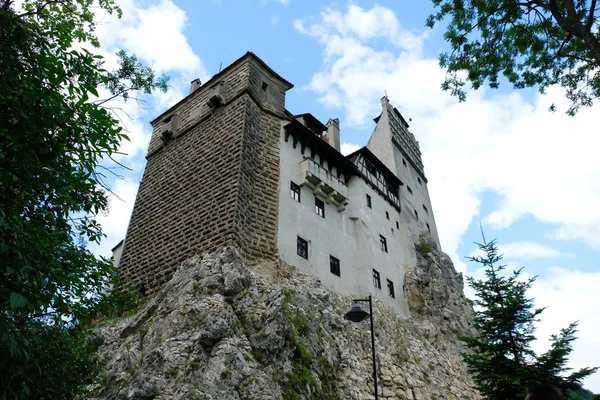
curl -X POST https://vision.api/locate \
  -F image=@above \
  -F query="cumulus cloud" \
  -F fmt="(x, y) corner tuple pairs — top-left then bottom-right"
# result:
(96, 0), (208, 78)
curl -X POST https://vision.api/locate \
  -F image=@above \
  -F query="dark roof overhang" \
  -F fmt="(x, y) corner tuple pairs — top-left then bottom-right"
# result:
(284, 119), (359, 183)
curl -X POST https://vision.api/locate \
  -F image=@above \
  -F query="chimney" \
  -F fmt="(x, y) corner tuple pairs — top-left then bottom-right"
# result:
(325, 118), (340, 152)
(189, 78), (202, 94)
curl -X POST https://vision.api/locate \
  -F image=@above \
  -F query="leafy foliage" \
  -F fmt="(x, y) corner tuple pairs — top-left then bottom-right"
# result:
(427, 0), (600, 115)
(0, 0), (166, 397)
(461, 238), (597, 400)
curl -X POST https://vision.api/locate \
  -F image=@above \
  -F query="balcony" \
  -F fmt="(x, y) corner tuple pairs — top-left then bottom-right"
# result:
(299, 158), (349, 211)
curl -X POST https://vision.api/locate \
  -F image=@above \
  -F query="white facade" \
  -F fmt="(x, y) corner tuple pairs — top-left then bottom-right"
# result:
(276, 98), (439, 317)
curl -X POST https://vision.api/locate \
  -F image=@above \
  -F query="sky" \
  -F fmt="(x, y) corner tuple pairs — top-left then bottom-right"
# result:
(86, 0), (599, 392)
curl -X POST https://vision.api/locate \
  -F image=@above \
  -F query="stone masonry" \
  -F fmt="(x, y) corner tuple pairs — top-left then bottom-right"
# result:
(118, 53), (293, 295)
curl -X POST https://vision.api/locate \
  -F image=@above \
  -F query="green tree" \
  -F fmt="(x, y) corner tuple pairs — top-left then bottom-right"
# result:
(461, 238), (597, 400)
(427, 0), (600, 115)
(0, 0), (166, 397)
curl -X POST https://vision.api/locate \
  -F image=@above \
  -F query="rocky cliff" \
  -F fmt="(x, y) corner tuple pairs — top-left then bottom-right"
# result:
(91, 244), (478, 400)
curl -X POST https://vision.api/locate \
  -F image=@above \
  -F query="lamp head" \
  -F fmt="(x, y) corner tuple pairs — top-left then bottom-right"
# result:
(344, 302), (370, 323)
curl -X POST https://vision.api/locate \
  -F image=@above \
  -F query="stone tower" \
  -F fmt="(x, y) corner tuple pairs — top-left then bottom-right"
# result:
(367, 96), (440, 247)
(118, 53), (293, 295)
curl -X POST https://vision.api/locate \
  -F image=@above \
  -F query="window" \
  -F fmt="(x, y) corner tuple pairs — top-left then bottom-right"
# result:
(366, 194), (372, 209)
(373, 269), (381, 289)
(407, 186), (413, 195)
(422, 204), (428, 214)
(387, 279), (395, 298)
(396, 221), (399, 229)
(414, 210), (419, 220)
(290, 181), (301, 202)
(386, 211), (390, 220)
(402, 159), (407, 167)
(366, 160), (376, 176)
(297, 236), (308, 259)
(379, 235), (388, 253)
(330, 256), (340, 277)
(417, 177), (422, 186)
(426, 223), (431, 233)
(261, 81), (268, 91)
(315, 197), (325, 218)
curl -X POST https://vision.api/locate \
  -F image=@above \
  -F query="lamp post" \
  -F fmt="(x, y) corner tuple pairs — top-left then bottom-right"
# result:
(344, 295), (379, 400)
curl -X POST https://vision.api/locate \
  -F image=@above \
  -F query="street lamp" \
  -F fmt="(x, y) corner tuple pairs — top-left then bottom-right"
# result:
(344, 295), (379, 400)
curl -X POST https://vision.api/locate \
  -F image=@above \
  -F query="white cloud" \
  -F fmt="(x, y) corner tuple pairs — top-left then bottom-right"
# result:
(340, 142), (360, 156)
(96, 0), (208, 79)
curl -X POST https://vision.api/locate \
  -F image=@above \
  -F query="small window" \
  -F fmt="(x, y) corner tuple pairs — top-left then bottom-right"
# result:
(396, 221), (399, 229)
(417, 177), (422, 186)
(379, 235), (388, 253)
(366, 160), (376, 176)
(407, 186), (413, 195)
(373, 269), (381, 289)
(261, 81), (268, 91)
(402, 159), (407, 167)
(414, 210), (419, 220)
(297, 236), (308, 259)
(385, 211), (390, 220)
(387, 279), (395, 298)
(366, 194), (372, 209)
(426, 223), (431, 233)
(315, 197), (325, 218)
(290, 181), (301, 202)
(330, 256), (340, 277)
(422, 204), (428, 214)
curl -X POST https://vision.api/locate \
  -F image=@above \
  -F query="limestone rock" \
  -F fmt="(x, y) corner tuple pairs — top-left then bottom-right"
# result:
(91, 246), (480, 400)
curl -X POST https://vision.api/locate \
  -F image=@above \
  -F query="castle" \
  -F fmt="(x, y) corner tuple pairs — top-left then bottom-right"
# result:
(116, 52), (440, 317)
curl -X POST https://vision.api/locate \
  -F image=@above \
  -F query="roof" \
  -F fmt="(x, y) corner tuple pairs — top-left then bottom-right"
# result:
(111, 239), (124, 252)
(293, 113), (328, 133)
(151, 52), (294, 124)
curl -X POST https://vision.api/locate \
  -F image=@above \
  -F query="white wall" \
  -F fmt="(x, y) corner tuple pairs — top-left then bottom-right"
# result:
(277, 124), (416, 317)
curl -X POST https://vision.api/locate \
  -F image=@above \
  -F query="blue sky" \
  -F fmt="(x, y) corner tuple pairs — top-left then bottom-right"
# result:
(87, 0), (600, 391)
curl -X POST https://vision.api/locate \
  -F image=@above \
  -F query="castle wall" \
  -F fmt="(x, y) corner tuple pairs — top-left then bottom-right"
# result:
(277, 132), (414, 317)
(118, 54), (291, 295)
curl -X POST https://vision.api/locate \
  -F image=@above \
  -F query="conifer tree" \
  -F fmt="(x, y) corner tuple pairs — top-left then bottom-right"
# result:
(461, 237), (597, 400)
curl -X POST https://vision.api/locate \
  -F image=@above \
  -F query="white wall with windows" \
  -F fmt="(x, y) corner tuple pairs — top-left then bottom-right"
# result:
(276, 121), (417, 317)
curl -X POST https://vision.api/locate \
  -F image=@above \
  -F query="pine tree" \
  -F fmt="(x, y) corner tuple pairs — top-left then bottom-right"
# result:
(461, 237), (597, 400)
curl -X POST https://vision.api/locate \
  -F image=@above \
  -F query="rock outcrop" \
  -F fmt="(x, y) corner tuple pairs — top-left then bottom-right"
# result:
(91, 245), (478, 400)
